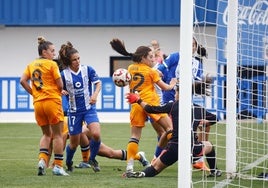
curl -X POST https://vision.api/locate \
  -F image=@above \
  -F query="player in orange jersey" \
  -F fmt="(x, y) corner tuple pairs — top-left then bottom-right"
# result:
(20, 36), (68, 176)
(110, 38), (177, 177)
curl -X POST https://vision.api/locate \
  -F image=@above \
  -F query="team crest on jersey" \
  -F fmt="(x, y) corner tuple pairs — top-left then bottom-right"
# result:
(75, 82), (81, 88)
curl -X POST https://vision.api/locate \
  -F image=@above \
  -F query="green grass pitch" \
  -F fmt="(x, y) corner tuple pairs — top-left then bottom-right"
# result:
(0, 122), (266, 188)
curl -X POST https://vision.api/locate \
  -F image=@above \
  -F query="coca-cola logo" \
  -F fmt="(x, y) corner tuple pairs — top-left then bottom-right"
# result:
(223, 0), (268, 25)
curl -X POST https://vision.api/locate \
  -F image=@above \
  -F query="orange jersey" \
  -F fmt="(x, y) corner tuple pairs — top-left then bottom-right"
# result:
(128, 63), (167, 127)
(23, 58), (62, 103)
(128, 63), (161, 105)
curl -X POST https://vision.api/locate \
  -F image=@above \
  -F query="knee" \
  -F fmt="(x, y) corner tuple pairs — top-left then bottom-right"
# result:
(91, 133), (101, 141)
(166, 130), (173, 140)
(69, 141), (79, 149)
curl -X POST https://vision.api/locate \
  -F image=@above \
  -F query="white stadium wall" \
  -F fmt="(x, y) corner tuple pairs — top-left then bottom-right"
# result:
(0, 26), (217, 77)
(0, 26), (217, 123)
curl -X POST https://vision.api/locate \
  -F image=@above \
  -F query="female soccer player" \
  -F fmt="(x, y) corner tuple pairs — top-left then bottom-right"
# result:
(59, 41), (102, 173)
(161, 37), (217, 170)
(110, 38), (177, 176)
(47, 117), (149, 169)
(124, 85), (222, 178)
(175, 37), (217, 143)
(20, 36), (68, 176)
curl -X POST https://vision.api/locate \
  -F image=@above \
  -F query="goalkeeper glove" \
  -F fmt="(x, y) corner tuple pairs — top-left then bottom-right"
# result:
(125, 93), (142, 104)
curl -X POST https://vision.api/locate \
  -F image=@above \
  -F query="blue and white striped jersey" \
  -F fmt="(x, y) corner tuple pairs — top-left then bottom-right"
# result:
(157, 52), (204, 103)
(157, 52), (180, 104)
(61, 65), (100, 113)
(175, 54), (203, 81)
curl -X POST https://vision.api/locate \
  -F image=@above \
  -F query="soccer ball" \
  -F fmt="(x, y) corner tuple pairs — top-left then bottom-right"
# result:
(112, 68), (131, 87)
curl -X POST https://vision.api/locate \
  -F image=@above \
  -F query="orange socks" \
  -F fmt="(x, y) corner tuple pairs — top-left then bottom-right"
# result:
(81, 148), (90, 162)
(127, 139), (139, 161)
(38, 149), (49, 167)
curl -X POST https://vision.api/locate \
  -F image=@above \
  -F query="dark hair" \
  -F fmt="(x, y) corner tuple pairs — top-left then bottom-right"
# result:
(110, 38), (152, 62)
(58, 41), (79, 66)
(193, 37), (207, 58)
(37, 36), (53, 56)
(53, 58), (66, 72)
(197, 45), (207, 58)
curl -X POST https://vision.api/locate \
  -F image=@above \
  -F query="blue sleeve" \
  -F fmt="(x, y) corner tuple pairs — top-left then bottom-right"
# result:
(62, 95), (68, 114)
(163, 52), (180, 69)
(87, 66), (100, 83)
(157, 63), (167, 74)
(158, 52), (180, 82)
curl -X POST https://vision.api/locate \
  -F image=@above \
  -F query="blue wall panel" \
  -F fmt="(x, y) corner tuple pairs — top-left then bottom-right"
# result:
(0, 0), (217, 26)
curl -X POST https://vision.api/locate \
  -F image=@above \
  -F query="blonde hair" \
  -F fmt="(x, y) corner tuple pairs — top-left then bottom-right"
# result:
(37, 36), (46, 45)
(37, 36), (53, 56)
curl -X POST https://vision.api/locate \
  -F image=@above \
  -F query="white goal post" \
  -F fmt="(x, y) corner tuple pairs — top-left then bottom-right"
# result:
(179, 0), (268, 187)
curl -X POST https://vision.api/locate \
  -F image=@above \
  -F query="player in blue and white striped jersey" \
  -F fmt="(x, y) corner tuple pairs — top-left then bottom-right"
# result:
(59, 41), (102, 173)
(158, 38), (204, 104)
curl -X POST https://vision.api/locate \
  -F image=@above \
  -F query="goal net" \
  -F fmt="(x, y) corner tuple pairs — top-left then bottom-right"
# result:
(179, 0), (268, 187)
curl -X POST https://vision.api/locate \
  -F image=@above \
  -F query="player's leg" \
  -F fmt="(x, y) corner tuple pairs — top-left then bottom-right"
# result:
(153, 114), (173, 162)
(202, 141), (222, 177)
(46, 136), (53, 168)
(126, 142), (178, 178)
(76, 125), (146, 168)
(34, 101), (51, 175)
(38, 125), (52, 175)
(126, 126), (142, 174)
(62, 116), (69, 150)
(75, 128), (91, 168)
(195, 104), (217, 142)
(151, 143), (178, 174)
(154, 114), (173, 135)
(150, 113), (173, 160)
(192, 141), (210, 172)
(65, 114), (83, 172)
(192, 104), (211, 170)
(150, 120), (166, 159)
(96, 141), (149, 167)
(50, 121), (69, 176)
(97, 142), (126, 159)
(48, 132), (68, 168)
(126, 157), (165, 178)
(155, 115), (173, 143)
(47, 99), (68, 176)
(86, 118), (101, 172)
(197, 120), (211, 142)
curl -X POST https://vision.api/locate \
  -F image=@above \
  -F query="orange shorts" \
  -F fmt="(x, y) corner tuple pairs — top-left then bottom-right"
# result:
(34, 98), (64, 126)
(130, 103), (168, 127)
(63, 116), (68, 135)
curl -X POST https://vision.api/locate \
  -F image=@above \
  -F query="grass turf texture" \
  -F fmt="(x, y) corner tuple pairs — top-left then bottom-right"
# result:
(0, 122), (267, 188)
